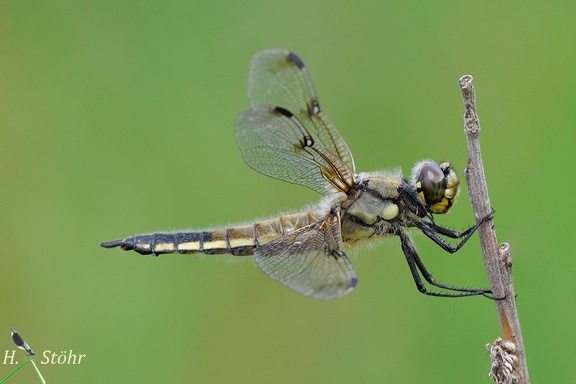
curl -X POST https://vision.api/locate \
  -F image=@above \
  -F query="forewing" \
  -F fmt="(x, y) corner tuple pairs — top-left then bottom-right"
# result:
(254, 212), (358, 299)
(248, 49), (320, 119)
(236, 49), (356, 194)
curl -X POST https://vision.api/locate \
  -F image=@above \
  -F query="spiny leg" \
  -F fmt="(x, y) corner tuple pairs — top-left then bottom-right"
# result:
(416, 209), (495, 253)
(398, 231), (494, 298)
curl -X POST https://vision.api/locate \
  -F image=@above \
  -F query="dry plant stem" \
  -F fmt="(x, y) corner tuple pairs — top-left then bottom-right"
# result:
(458, 75), (530, 383)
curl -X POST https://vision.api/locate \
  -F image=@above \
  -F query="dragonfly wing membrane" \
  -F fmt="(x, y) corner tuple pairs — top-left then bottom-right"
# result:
(254, 211), (358, 299)
(236, 106), (340, 194)
(248, 49), (318, 118)
(236, 49), (356, 194)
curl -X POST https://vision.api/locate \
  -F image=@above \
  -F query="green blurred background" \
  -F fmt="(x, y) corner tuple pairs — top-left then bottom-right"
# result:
(1, 1), (573, 383)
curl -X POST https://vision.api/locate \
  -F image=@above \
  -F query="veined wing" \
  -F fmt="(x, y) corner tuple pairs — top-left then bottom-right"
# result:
(254, 211), (358, 299)
(235, 49), (356, 194)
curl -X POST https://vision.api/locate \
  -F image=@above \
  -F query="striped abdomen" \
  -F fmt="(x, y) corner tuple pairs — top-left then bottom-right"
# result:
(101, 210), (326, 257)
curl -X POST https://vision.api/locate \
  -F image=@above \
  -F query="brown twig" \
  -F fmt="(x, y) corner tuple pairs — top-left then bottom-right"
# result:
(458, 75), (530, 384)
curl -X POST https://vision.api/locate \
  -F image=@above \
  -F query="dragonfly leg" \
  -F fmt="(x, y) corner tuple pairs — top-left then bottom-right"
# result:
(415, 209), (495, 253)
(398, 231), (495, 298)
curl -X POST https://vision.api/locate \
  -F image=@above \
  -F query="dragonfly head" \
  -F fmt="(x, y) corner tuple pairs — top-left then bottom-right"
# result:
(412, 161), (459, 214)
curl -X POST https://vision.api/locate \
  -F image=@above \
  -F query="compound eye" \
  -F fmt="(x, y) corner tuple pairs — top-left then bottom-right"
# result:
(417, 162), (446, 206)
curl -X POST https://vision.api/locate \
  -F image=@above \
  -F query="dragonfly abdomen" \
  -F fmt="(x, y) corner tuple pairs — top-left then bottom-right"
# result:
(101, 230), (255, 256)
(100, 211), (326, 257)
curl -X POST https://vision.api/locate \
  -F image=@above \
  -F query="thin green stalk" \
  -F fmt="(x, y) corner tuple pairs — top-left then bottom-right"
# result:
(30, 360), (46, 384)
(0, 359), (30, 383)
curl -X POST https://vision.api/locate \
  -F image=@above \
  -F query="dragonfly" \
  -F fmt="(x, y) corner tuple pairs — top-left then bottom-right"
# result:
(10, 328), (35, 356)
(101, 49), (495, 300)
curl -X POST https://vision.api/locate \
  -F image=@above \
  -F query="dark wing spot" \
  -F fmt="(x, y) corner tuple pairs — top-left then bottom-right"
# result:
(273, 106), (294, 118)
(350, 276), (359, 288)
(287, 51), (305, 69)
(272, 106), (314, 148)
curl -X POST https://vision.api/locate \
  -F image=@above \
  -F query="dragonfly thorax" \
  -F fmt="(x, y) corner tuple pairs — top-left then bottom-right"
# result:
(340, 173), (404, 242)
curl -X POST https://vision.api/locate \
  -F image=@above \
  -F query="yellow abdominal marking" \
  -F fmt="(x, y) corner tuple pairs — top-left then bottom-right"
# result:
(177, 241), (201, 251)
(154, 243), (175, 252)
(228, 238), (255, 248)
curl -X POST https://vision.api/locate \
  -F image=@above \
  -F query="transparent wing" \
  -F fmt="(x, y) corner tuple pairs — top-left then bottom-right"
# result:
(254, 211), (358, 299)
(236, 49), (356, 194)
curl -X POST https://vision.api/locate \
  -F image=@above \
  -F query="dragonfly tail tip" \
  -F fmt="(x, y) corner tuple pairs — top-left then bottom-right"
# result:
(100, 239), (124, 248)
